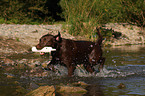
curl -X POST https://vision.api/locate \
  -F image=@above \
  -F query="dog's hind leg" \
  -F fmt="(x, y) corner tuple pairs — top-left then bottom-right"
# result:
(98, 57), (105, 71)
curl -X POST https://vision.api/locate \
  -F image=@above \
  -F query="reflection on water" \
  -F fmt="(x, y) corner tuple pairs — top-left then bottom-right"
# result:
(101, 45), (145, 96)
(111, 45), (144, 52)
(104, 45), (145, 66)
(0, 45), (145, 96)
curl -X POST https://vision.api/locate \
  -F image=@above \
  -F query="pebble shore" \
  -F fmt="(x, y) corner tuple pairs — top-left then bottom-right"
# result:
(104, 23), (144, 46)
(0, 23), (144, 54)
(0, 24), (63, 46)
(0, 24), (74, 54)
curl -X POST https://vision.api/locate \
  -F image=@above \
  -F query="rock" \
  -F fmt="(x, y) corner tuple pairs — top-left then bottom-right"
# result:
(117, 83), (126, 89)
(72, 81), (89, 88)
(77, 81), (89, 86)
(13, 86), (27, 96)
(3, 66), (14, 71)
(14, 81), (20, 85)
(41, 71), (48, 77)
(29, 82), (39, 90)
(3, 58), (15, 65)
(41, 61), (51, 68)
(28, 61), (41, 68)
(18, 59), (27, 64)
(15, 64), (26, 69)
(85, 85), (104, 96)
(7, 74), (14, 78)
(26, 86), (55, 96)
(33, 61), (41, 66)
(5, 73), (14, 78)
(28, 64), (36, 69)
(56, 85), (87, 93)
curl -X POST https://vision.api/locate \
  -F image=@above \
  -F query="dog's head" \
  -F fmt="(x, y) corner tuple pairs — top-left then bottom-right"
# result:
(36, 32), (62, 49)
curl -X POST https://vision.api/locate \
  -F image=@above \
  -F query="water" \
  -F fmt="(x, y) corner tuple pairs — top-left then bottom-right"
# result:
(0, 45), (145, 96)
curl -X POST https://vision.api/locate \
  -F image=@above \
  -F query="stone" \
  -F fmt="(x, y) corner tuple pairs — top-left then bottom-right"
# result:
(72, 81), (89, 88)
(3, 58), (15, 65)
(56, 85), (87, 93)
(29, 82), (39, 90)
(18, 59), (27, 64)
(28, 64), (36, 68)
(26, 86), (55, 96)
(117, 83), (126, 89)
(3, 66), (14, 71)
(14, 86), (27, 95)
(41, 61), (50, 68)
(7, 74), (14, 78)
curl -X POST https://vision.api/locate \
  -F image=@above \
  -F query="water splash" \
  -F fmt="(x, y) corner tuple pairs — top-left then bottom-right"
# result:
(74, 65), (93, 77)
(52, 64), (145, 78)
(54, 64), (68, 76)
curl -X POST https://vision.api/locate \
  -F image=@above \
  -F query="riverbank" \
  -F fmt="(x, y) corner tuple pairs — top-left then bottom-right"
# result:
(0, 23), (144, 48)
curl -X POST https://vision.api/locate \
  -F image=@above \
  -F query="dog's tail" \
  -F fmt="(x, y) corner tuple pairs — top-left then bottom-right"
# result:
(96, 28), (103, 46)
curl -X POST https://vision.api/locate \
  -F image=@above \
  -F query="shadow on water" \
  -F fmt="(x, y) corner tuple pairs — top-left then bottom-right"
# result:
(0, 45), (145, 96)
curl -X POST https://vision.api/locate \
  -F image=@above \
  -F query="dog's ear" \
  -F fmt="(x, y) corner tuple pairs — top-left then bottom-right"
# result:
(55, 31), (62, 42)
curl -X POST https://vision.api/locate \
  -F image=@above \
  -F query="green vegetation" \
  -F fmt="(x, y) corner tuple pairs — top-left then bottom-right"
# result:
(60, 0), (145, 40)
(0, 0), (62, 24)
(0, 0), (144, 39)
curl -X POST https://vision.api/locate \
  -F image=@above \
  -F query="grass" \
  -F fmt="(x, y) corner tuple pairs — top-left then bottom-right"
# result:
(15, 37), (20, 42)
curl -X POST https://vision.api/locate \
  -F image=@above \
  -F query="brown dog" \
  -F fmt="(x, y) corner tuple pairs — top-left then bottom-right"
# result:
(36, 28), (105, 76)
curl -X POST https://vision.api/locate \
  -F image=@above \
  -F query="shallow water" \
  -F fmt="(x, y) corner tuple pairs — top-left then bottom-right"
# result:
(0, 45), (145, 96)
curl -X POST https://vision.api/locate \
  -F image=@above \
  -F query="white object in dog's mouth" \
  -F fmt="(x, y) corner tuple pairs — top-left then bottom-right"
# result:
(32, 47), (56, 53)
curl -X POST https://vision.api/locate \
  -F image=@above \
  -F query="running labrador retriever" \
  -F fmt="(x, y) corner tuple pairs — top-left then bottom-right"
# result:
(36, 28), (105, 76)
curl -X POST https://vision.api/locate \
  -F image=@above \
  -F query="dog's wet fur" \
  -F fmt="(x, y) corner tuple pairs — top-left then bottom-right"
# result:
(36, 28), (105, 76)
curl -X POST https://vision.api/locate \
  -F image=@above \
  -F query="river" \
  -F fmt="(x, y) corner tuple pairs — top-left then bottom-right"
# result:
(0, 45), (145, 96)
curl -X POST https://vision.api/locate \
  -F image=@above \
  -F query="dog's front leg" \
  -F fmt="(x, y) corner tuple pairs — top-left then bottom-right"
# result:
(48, 57), (58, 65)
(68, 65), (76, 77)
(48, 51), (60, 65)
(46, 59), (56, 71)
(46, 52), (60, 71)
(66, 64), (76, 77)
